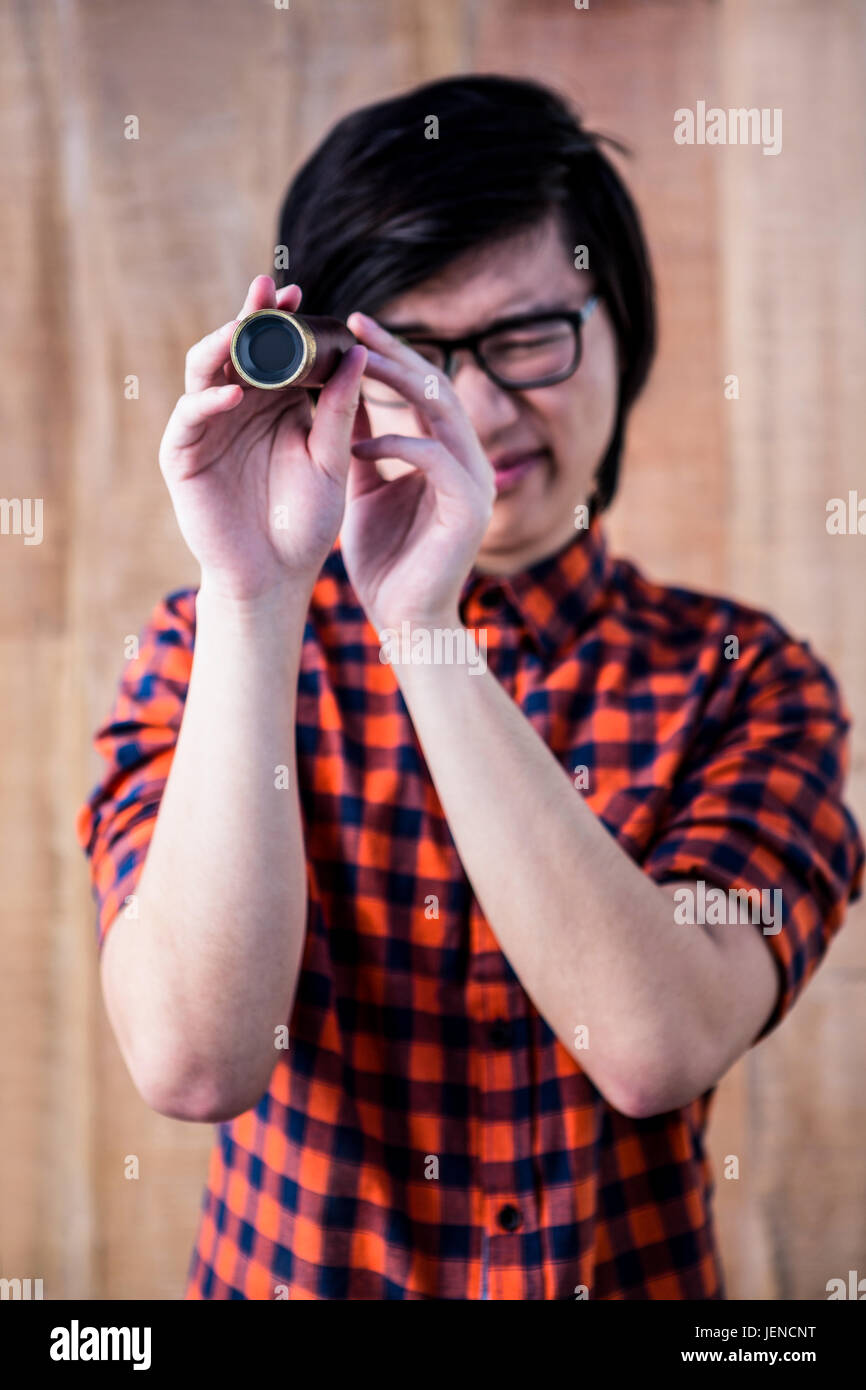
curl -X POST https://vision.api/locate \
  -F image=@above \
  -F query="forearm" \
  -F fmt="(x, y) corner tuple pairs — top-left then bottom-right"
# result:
(394, 645), (734, 1114)
(100, 581), (311, 1120)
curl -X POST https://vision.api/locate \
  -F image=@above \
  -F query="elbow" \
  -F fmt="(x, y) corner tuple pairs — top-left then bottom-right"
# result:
(600, 1050), (711, 1120)
(141, 1082), (260, 1124)
(608, 1077), (676, 1120)
(133, 1057), (273, 1124)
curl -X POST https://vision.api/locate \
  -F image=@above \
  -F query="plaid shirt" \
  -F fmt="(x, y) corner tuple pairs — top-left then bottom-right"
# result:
(76, 517), (864, 1300)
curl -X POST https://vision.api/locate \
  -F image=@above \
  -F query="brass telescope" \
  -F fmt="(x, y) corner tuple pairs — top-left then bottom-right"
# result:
(230, 309), (356, 390)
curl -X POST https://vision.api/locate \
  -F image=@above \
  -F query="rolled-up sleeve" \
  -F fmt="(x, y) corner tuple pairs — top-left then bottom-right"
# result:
(75, 589), (196, 951)
(643, 635), (864, 1042)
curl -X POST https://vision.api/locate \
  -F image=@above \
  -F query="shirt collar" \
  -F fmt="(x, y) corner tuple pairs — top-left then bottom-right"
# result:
(458, 515), (613, 658)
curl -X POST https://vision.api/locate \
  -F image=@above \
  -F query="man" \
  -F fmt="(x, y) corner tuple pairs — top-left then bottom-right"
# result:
(77, 75), (863, 1299)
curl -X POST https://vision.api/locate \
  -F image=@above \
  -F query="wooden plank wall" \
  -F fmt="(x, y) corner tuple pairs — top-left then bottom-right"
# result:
(1, 0), (862, 1299)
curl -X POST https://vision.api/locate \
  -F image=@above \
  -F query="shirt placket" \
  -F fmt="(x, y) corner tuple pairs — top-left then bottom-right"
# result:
(469, 908), (543, 1301)
(463, 580), (543, 1301)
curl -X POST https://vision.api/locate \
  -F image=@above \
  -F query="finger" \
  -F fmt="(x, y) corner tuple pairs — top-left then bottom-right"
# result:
(347, 311), (432, 376)
(164, 384), (244, 455)
(350, 318), (452, 426)
(346, 451), (390, 502)
(275, 283), (303, 313)
(237, 273), (278, 320)
(186, 318), (243, 395)
(216, 282), (303, 390)
(351, 433), (477, 503)
(360, 347), (490, 489)
(348, 314), (458, 432)
(360, 344), (450, 420)
(348, 314), (488, 487)
(306, 344), (368, 486)
(343, 396), (383, 500)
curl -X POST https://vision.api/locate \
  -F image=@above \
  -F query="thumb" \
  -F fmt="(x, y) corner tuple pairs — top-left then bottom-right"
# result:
(307, 345), (368, 485)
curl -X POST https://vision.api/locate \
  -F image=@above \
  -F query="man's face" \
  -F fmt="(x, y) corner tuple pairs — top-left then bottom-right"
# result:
(361, 213), (621, 575)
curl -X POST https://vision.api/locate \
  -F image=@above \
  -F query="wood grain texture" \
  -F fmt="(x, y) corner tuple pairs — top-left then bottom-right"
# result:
(1, 0), (862, 1299)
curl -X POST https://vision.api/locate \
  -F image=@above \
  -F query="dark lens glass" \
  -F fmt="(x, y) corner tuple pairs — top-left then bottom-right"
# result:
(408, 342), (448, 371)
(249, 324), (295, 372)
(481, 318), (578, 385)
(235, 314), (305, 384)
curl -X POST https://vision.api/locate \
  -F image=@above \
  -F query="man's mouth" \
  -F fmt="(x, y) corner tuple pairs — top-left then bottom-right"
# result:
(489, 448), (549, 494)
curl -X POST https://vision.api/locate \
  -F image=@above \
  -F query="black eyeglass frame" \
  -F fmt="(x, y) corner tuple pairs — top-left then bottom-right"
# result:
(368, 294), (601, 403)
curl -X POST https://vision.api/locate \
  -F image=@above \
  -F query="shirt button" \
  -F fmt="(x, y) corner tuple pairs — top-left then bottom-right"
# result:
(478, 586), (502, 610)
(489, 1019), (512, 1048)
(497, 1203), (522, 1233)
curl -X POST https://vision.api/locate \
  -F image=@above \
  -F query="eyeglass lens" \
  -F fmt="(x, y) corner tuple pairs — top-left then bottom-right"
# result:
(361, 315), (580, 406)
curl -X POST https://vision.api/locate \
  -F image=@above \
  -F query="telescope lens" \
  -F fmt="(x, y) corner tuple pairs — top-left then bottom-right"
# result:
(250, 324), (295, 372)
(234, 313), (306, 385)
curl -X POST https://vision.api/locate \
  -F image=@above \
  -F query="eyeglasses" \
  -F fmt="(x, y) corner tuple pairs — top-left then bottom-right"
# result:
(361, 296), (600, 408)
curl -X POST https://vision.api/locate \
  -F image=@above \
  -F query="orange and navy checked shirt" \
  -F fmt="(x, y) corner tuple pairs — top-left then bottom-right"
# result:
(77, 518), (864, 1300)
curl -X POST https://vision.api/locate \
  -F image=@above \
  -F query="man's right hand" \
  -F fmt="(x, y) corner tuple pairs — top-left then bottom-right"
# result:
(158, 274), (368, 603)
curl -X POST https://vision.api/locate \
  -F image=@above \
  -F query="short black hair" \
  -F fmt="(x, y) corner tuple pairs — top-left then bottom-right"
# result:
(275, 73), (656, 514)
